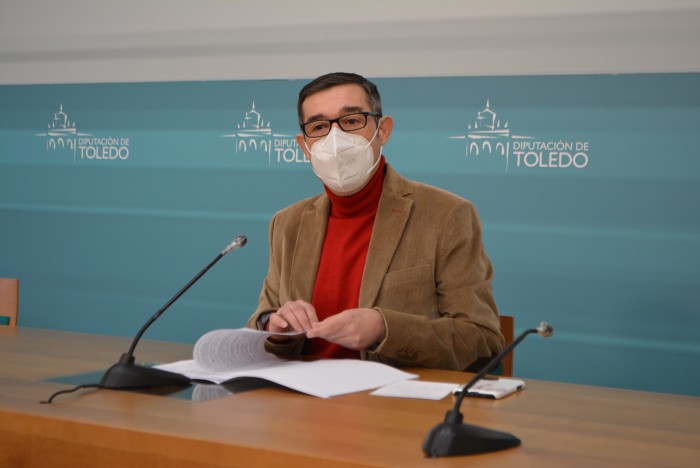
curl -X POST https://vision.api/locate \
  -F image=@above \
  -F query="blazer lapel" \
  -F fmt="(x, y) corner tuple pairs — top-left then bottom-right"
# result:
(359, 168), (414, 307)
(290, 196), (329, 302)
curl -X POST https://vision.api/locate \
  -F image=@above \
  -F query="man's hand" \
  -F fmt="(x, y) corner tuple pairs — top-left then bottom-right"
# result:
(306, 308), (386, 350)
(268, 300), (319, 334)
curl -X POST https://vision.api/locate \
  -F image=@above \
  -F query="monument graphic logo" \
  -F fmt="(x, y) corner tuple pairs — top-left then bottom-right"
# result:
(35, 104), (130, 164)
(223, 102), (307, 166)
(450, 99), (590, 171)
(34, 104), (90, 161)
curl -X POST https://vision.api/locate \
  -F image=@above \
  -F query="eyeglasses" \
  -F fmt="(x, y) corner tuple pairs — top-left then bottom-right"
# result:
(301, 112), (381, 138)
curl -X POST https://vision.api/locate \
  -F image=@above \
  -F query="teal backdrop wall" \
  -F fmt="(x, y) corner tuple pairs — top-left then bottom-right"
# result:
(1, 73), (699, 396)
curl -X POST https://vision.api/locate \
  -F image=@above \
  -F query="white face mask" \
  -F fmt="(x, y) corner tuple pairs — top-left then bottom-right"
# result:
(305, 125), (381, 195)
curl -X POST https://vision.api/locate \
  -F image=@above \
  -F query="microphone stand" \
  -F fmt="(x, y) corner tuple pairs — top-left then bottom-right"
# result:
(422, 322), (553, 458)
(99, 235), (247, 389)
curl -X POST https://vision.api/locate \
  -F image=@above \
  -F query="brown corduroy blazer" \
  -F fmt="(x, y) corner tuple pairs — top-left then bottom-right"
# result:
(247, 164), (504, 371)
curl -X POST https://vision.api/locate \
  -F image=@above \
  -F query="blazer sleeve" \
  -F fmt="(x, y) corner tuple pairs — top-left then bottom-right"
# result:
(245, 213), (305, 355)
(364, 200), (504, 370)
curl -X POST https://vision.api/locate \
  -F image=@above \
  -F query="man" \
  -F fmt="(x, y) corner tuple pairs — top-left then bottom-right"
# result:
(246, 72), (503, 371)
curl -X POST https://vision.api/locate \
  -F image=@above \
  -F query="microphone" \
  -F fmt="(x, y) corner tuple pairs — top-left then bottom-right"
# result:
(98, 235), (248, 390)
(422, 321), (554, 458)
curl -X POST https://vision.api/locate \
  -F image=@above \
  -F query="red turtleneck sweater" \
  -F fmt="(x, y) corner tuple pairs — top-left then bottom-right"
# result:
(302, 157), (387, 359)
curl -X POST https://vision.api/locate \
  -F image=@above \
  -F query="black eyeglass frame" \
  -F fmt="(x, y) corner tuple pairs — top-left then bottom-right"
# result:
(300, 111), (382, 138)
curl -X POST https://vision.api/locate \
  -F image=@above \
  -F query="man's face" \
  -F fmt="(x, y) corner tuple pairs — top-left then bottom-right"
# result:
(296, 84), (392, 164)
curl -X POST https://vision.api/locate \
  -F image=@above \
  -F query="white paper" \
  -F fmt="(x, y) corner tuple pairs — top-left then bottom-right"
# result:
(455, 378), (526, 399)
(154, 328), (417, 398)
(157, 358), (416, 399)
(371, 380), (458, 400)
(193, 328), (300, 372)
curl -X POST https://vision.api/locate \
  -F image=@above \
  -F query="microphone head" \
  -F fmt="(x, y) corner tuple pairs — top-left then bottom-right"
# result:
(537, 322), (554, 337)
(221, 235), (247, 255)
(233, 235), (247, 248)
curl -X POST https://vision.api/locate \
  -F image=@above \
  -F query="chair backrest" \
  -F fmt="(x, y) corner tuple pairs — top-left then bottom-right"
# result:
(0, 278), (19, 327)
(499, 315), (515, 377)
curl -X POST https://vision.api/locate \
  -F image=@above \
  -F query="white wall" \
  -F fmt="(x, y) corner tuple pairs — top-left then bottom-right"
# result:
(1, 0), (699, 84)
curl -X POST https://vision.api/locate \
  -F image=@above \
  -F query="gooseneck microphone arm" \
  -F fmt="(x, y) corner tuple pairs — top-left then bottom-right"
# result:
(451, 322), (553, 412)
(423, 322), (553, 458)
(98, 235), (248, 390)
(126, 235), (247, 357)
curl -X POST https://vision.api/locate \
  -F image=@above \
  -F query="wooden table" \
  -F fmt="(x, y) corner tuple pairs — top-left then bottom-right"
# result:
(1, 327), (699, 467)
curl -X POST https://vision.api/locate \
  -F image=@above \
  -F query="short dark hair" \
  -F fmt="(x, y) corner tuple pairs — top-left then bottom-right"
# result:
(297, 72), (383, 127)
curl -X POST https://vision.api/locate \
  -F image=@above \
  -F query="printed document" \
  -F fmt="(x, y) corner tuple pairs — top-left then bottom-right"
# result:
(154, 328), (416, 398)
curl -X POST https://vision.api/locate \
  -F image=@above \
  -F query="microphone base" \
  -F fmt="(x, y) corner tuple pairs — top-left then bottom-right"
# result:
(99, 353), (191, 389)
(423, 411), (521, 457)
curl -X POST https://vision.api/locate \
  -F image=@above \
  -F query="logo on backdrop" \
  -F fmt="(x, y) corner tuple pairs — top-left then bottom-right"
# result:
(222, 102), (307, 166)
(35, 104), (130, 163)
(450, 99), (590, 171)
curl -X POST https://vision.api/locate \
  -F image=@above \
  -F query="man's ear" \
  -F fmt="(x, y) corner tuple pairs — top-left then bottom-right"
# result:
(378, 115), (394, 146)
(296, 133), (311, 160)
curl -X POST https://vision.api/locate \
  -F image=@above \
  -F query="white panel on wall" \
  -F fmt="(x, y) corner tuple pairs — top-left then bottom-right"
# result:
(1, 0), (699, 84)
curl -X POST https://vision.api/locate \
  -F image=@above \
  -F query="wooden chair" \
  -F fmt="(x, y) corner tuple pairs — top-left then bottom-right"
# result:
(499, 315), (514, 377)
(0, 278), (19, 327)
